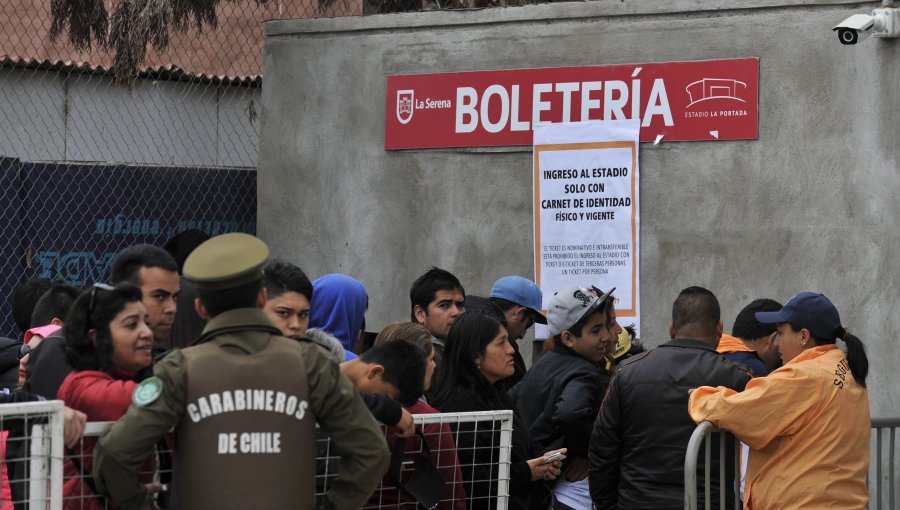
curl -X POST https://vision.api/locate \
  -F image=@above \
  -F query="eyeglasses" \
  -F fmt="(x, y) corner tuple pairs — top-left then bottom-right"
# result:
(88, 283), (115, 315)
(17, 342), (30, 360)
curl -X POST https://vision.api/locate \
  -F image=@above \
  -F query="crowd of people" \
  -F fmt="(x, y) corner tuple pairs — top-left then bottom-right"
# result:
(0, 231), (872, 510)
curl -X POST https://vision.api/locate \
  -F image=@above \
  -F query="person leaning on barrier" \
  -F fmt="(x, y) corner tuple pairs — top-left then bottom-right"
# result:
(92, 233), (390, 510)
(57, 282), (158, 510)
(369, 322), (467, 510)
(689, 292), (871, 509)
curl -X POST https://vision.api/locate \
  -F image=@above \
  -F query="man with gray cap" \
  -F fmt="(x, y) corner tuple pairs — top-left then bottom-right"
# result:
(489, 275), (547, 386)
(93, 233), (389, 510)
(512, 285), (619, 510)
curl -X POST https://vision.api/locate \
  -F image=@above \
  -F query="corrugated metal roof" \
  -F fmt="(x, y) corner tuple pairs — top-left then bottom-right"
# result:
(0, 55), (262, 86)
(0, 0), (360, 85)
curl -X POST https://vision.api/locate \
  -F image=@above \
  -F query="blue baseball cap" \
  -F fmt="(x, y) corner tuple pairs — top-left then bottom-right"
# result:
(755, 292), (842, 339)
(490, 276), (547, 324)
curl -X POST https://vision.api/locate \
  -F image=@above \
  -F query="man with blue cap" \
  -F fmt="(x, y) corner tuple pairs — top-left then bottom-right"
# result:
(490, 275), (547, 386)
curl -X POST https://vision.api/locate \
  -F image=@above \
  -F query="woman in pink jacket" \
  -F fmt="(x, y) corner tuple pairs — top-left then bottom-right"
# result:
(57, 283), (156, 510)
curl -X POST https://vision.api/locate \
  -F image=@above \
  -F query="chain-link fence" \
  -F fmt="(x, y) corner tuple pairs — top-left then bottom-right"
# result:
(0, 0), (296, 340)
(1, 0), (553, 339)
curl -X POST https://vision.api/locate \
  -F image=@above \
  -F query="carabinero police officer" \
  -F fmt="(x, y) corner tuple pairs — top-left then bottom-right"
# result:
(93, 233), (389, 510)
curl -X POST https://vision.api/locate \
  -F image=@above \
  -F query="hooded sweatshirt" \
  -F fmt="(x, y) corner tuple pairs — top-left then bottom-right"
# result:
(308, 274), (367, 353)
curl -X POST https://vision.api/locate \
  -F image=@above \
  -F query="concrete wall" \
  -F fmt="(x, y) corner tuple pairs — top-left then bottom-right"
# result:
(259, 0), (900, 417)
(0, 68), (260, 167)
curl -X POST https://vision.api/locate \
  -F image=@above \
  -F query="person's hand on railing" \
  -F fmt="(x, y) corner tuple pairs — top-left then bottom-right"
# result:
(527, 448), (567, 481)
(63, 406), (87, 448)
(395, 408), (415, 438)
(140, 483), (164, 510)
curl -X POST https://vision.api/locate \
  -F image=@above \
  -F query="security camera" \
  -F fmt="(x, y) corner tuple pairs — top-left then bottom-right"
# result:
(834, 13), (878, 44)
(833, 9), (900, 44)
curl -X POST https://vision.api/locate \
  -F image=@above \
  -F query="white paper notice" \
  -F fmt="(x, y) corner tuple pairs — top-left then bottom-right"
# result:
(533, 120), (640, 338)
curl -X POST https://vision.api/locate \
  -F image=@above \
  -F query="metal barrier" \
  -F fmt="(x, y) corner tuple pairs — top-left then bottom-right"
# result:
(683, 422), (741, 510)
(871, 417), (899, 510)
(0, 400), (65, 509)
(12, 408), (512, 510)
(686, 417), (900, 510)
(326, 410), (514, 510)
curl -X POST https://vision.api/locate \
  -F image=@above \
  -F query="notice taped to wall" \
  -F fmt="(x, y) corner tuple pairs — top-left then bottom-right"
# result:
(533, 120), (640, 338)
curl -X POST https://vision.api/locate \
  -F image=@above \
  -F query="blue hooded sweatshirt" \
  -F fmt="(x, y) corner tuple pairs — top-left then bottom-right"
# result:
(308, 274), (367, 356)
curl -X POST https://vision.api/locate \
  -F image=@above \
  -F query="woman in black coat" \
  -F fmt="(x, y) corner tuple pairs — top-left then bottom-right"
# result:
(430, 312), (564, 510)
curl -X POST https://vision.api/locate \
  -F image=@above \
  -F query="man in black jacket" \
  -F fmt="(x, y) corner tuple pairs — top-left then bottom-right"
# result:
(589, 286), (751, 509)
(512, 285), (618, 510)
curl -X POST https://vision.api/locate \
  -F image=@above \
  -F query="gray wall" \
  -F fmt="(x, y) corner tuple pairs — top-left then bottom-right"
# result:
(259, 0), (899, 417)
(0, 68), (260, 167)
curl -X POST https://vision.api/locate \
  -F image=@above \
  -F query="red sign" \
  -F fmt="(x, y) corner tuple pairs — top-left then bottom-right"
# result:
(385, 58), (758, 149)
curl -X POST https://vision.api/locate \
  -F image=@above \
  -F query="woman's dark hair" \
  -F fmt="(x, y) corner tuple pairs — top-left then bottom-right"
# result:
(429, 312), (508, 410)
(789, 323), (868, 387)
(63, 283), (143, 373)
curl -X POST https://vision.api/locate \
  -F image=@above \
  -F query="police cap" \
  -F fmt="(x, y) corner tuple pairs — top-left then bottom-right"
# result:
(183, 233), (269, 291)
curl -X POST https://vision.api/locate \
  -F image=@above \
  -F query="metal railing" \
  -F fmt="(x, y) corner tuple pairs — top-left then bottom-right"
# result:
(7, 407), (512, 509)
(686, 417), (900, 510)
(0, 400), (65, 509)
(872, 417), (899, 510)
(683, 422), (740, 510)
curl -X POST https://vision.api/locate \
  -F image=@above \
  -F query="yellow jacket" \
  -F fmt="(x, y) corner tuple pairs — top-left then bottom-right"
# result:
(688, 345), (870, 510)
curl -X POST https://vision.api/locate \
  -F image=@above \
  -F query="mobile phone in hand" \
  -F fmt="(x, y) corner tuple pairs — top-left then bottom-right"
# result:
(544, 451), (566, 463)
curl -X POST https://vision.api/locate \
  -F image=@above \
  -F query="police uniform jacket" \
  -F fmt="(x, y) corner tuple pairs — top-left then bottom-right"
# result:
(93, 308), (389, 510)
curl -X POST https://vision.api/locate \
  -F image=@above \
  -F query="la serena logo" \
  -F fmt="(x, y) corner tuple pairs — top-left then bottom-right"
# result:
(397, 90), (414, 124)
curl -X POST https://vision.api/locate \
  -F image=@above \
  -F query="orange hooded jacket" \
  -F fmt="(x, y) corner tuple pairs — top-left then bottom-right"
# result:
(688, 345), (870, 510)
